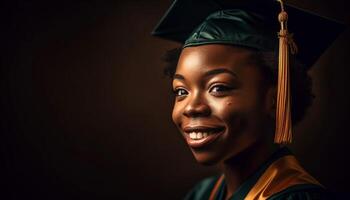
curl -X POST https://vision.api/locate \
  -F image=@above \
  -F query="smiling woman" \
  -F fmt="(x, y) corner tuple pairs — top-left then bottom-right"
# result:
(172, 45), (275, 166)
(152, 0), (344, 199)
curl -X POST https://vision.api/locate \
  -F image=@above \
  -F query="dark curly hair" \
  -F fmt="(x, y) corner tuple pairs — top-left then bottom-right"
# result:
(162, 47), (314, 126)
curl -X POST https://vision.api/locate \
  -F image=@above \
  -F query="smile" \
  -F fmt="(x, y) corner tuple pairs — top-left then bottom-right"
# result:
(183, 126), (225, 148)
(188, 131), (215, 140)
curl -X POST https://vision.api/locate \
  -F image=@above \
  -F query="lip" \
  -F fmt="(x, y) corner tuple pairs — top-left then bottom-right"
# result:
(182, 126), (225, 148)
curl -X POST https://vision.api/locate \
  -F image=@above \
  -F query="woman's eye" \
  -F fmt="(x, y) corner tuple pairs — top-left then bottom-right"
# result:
(209, 85), (233, 94)
(173, 88), (188, 97)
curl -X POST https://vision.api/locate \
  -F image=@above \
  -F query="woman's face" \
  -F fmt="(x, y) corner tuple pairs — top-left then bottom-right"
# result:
(172, 44), (275, 165)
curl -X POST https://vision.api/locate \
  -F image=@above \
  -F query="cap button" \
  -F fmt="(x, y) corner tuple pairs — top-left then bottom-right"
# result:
(278, 11), (288, 22)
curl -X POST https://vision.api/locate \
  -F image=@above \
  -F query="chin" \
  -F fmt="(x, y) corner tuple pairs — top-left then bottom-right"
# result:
(191, 149), (225, 166)
(191, 140), (258, 166)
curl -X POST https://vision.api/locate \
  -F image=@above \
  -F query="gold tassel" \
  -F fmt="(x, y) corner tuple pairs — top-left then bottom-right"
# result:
(274, 0), (297, 144)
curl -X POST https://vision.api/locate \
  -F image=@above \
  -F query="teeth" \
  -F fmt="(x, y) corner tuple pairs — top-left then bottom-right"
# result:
(188, 132), (211, 140)
(189, 132), (196, 139)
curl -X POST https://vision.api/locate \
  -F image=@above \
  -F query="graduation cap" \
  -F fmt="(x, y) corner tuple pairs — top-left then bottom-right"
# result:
(152, 0), (345, 144)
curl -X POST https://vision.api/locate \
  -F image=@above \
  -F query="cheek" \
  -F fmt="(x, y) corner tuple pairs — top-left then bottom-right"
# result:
(211, 95), (263, 131)
(209, 98), (244, 132)
(209, 97), (246, 119)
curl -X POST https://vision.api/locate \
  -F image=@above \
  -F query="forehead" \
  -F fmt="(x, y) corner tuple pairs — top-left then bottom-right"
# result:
(176, 44), (255, 75)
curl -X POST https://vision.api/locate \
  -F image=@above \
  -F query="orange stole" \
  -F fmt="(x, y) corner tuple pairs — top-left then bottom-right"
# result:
(245, 155), (322, 200)
(209, 155), (322, 200)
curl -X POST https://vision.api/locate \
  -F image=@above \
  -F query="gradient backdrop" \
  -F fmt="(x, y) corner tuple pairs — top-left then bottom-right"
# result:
(1, 0), (350, 199)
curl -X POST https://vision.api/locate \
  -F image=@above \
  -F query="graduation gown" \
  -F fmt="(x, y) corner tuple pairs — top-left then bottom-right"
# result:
(184, 147), (330, 200)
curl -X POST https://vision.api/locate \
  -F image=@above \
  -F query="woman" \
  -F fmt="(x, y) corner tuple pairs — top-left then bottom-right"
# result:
(152, 0), (344, 199)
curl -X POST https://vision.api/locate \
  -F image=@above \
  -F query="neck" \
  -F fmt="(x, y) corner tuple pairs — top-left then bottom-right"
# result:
(218, 141), (278, 199)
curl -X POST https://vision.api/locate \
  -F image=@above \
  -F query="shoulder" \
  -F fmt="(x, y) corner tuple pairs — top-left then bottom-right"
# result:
(267, 184), (333, 200)
(183, 175), (220, 200)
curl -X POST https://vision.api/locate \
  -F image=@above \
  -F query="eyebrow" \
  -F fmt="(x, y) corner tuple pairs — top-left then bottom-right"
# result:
(173, 68), (238, 80)
(173, 74), (185, 80)
(204, 68), (238, 78)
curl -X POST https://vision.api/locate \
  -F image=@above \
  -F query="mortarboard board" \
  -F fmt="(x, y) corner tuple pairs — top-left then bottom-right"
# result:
(152, 0), (345, 69)
(152, 0), (346, 144)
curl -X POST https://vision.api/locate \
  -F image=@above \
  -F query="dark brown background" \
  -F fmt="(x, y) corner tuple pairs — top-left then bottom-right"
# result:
(1, 0), (350, 199)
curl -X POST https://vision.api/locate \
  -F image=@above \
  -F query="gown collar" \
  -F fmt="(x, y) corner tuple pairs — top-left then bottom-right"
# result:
(214, 147), (292, 200)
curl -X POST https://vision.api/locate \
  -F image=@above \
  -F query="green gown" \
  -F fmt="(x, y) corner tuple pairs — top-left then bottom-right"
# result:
(184, 147), (331, 200)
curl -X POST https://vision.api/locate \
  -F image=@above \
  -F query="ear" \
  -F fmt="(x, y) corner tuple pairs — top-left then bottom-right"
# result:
(264, 86), (277, 119)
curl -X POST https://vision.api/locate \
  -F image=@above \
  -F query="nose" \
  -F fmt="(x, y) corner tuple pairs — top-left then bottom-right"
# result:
(183, 92), (211, 118)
